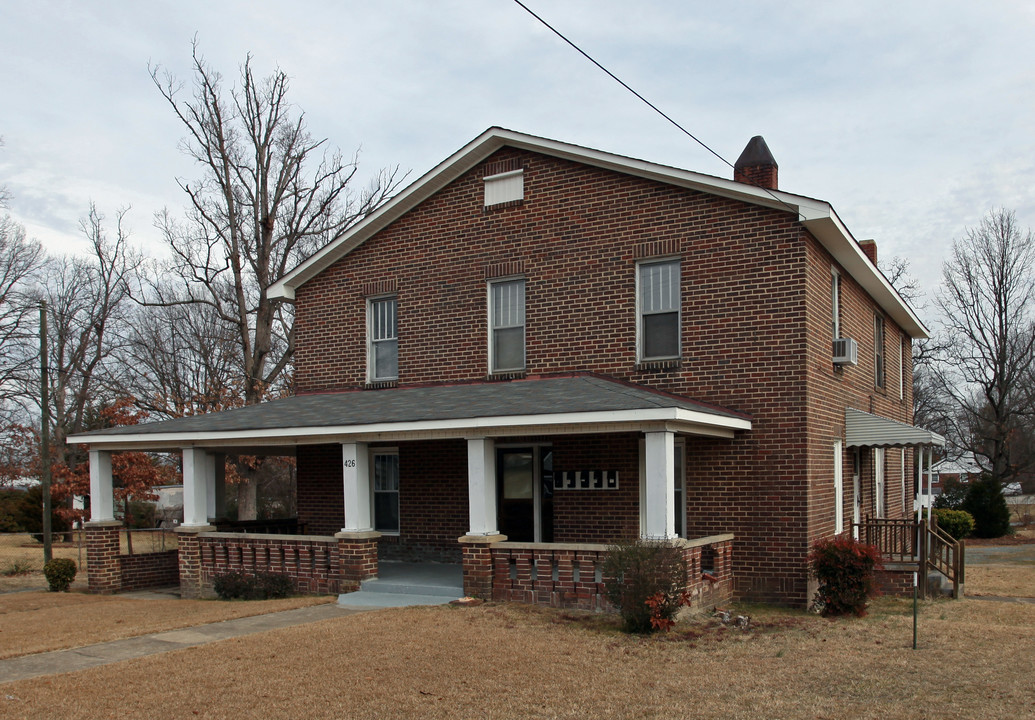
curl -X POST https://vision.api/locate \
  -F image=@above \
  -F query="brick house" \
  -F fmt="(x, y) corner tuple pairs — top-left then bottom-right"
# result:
(71, 128), (944, 606)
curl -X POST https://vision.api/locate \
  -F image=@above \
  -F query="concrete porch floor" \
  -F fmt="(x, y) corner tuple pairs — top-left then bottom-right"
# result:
(337, 561), (464, 608)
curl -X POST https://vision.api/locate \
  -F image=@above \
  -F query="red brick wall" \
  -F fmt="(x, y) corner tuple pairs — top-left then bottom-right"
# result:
(287, 147), (916, 606)
(392, 440), (468, 562)
(297, 444), (344, 537)
(551, 434), (640, 544)
(119, 550), (179, 591)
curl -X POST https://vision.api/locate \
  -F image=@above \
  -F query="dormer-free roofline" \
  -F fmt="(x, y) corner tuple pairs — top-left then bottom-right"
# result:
(268, 127), (929, 339)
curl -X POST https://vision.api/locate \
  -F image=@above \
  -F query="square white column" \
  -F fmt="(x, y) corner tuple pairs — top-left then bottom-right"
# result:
(466, 437), (498, 536)
(342, 443), (372, 532)
(643, 431), (676, 539)
(89, 450), (115, 522)
(182, 447), (213, 527)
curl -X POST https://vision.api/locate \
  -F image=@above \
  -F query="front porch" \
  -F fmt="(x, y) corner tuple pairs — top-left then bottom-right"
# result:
(74, 375), (751, 610)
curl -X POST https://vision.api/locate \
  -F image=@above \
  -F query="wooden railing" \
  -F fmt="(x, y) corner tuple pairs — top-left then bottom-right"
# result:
(856, 516), (964, 599)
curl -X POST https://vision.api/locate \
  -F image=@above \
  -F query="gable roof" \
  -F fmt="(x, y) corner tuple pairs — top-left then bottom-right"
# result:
(68, 374), (751, 452)
(269, 127), (929, 338)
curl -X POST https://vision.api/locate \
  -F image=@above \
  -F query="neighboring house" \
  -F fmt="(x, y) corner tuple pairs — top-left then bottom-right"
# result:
(930, 454), (985, 495)
(70, 128), (944, 606)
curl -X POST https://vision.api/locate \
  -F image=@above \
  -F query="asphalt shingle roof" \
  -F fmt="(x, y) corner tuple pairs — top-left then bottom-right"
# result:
(75, 375), (748, 438)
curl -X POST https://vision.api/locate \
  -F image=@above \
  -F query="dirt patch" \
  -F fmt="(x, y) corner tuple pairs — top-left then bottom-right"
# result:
(0, 591), (334, 659)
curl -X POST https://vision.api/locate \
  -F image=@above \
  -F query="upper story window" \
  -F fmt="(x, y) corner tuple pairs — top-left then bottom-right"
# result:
(484, 169), (524, 207)
(831, 269), (841, 340)
(490, 278), (525, 373)
(368, 296), (398, 382)
(638, 259), (681, 361)
(874, 314), (885, 389)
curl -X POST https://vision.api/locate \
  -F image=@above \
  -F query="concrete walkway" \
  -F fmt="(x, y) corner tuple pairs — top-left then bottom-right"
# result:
(0, 601), (368, 685)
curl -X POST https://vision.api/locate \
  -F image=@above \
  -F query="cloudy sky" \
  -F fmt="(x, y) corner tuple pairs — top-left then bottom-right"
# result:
(2, 0), (1034, 319)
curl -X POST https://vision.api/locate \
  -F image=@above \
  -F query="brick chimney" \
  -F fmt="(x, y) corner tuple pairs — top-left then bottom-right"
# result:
(859, 239), (877, 265)
(734, 136), (778, 189)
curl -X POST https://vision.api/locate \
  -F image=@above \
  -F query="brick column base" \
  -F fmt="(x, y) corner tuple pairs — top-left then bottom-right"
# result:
(458, 534), (507, 599)
(85, 521), (123, 594)
(176, 525), (216, 599)
(335, 531), (381, 592)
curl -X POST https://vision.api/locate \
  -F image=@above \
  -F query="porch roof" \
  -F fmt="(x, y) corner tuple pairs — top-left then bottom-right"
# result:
(68, 374), (752, 451)
(845, 407), (946, 448)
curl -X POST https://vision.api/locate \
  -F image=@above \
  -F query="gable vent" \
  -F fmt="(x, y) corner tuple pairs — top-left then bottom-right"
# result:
(833, 338), (859, 366)
(484, 169), (524, 207)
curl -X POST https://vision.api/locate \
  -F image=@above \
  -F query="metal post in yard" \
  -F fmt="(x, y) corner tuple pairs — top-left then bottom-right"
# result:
(912, 571), (918, 650)
(40, 301), (52, 565)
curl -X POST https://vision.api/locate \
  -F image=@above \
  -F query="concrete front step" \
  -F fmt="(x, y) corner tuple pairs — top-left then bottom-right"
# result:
(337, 561), (464, 608)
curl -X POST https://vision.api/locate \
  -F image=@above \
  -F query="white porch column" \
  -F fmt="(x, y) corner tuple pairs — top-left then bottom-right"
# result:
(88, 450), (115, 522)
(182, 448), (213, 527)
(466, 437), (498, 536)
(643, 431), (676, 540)
(341, 442), (372, 532)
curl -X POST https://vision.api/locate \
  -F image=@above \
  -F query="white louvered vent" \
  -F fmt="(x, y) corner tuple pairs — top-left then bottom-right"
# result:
(833, 337), (859, 366)
(484, 169), (523, 207)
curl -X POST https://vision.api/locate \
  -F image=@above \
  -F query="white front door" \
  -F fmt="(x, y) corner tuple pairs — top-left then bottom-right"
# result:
(874, 447), (885, 519)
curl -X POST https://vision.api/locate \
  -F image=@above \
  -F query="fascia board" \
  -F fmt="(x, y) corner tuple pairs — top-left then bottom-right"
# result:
(68, 406), (751, 450)
(800, 206), (930, 339)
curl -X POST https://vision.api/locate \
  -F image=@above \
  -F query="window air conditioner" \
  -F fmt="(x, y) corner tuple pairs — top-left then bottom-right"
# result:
(833, 338), (858, 366)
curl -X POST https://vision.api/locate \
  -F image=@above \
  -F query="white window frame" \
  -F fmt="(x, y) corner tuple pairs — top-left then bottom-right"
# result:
(370, 448), (400, 535)
(488, 277), (526, 373)
(367, 295), (398, 382)
(834, 440), (844, 534)
(830, 268), (841, 340)
(898, 334), (905, 400)
(900, 448), (906, 513)
(636, 258), (681, 362)
(874, 315), (885, 389)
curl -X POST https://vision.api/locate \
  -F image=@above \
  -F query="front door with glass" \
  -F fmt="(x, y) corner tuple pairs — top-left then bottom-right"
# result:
(497, 446), (553, 542)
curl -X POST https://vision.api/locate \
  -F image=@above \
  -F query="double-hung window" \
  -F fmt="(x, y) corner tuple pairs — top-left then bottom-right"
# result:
(874, 314), (885, 389)
(490, 278), (525, 373)
(372, 452), (400, 534)
(368, 296), (398, 382)
(638, 259), (681, 361)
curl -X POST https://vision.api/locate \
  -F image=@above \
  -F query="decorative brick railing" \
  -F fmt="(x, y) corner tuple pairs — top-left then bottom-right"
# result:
(197, 532), (342, 595)
(481, 534), (734, 612)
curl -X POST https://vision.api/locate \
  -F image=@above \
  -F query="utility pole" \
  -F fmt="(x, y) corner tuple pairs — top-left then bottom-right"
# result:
(40, 300), (52, 564)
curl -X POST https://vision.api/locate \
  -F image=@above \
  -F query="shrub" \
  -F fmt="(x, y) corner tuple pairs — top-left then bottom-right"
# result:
(602, 539), (687, 634)
(43, 558), (78, 592)
(213, 570), (293, 600)
(933, 508), (975, 540)
(933, 477), (968, 510)
(962, 474), (1012, 538)
(807, 536), (882, 617)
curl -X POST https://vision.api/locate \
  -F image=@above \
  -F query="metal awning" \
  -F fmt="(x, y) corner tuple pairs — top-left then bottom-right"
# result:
(845, 407), (945, 448)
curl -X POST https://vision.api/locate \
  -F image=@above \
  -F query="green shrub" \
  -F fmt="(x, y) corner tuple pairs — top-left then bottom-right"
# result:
(602, 539), (687, 634)
(933, 508), (975, 540)
(807, 536), (882, 617)
(43, 558), (78, 592)
(933, 477), (968, 510)
(213, 570), (293, 600)
(963, 474), (1012, 538)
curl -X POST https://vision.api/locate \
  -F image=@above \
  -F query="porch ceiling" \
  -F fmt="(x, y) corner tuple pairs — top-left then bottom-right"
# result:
(68, 374), (752, 451)
(845, 407), (946, 448)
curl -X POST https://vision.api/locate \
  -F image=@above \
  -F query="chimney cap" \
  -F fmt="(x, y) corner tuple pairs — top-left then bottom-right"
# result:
(735, 136), (778, 171)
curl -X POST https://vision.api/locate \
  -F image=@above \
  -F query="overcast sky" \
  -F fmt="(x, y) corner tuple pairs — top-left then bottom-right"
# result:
(2, 0), (1034, 321)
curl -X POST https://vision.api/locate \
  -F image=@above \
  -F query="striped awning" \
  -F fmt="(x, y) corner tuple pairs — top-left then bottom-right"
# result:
(845, 408), (945, 448)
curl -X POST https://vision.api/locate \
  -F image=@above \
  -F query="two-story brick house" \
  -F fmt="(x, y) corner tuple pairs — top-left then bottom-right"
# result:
(73, 128), (943, 606)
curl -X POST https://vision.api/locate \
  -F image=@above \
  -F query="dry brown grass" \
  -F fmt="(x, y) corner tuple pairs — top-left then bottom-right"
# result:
(0, 592), (333, 659)
(2, 597), (1033, 719)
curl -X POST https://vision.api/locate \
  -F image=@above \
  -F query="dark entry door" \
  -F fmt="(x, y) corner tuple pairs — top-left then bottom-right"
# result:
(497, 447), (553, 542)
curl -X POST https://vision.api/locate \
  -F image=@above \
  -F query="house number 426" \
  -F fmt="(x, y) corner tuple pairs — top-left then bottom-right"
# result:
(343, 459), (357, 468)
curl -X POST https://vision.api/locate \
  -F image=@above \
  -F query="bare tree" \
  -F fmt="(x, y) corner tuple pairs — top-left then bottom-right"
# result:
(0, 215), (44, 419)
(40, 205), (139, 469)
(148, 42), (403, 517)
(935, 209), (1035, 486)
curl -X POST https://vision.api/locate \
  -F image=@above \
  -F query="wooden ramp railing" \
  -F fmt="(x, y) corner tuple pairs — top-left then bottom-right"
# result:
(856, 516), (964, 599)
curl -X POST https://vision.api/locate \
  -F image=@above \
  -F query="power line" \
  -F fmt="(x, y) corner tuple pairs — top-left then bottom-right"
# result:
(510, 0), (800, 216)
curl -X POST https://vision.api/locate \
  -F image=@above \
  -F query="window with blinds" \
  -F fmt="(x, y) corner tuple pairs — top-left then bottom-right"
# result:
(638, 259), (680, 360)
(490, 278), (525, 372)
(368, 296), (398, 381)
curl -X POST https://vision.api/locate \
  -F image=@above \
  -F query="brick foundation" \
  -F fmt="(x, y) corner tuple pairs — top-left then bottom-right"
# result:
(336, 531), (381, 592)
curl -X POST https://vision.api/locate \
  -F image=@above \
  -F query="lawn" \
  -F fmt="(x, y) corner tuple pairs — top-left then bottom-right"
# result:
(1, 536), (1033, 719)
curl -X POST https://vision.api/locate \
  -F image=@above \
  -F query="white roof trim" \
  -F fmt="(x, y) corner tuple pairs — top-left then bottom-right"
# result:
(269, 127), (928, 338)
(69, 406), (751, 451)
